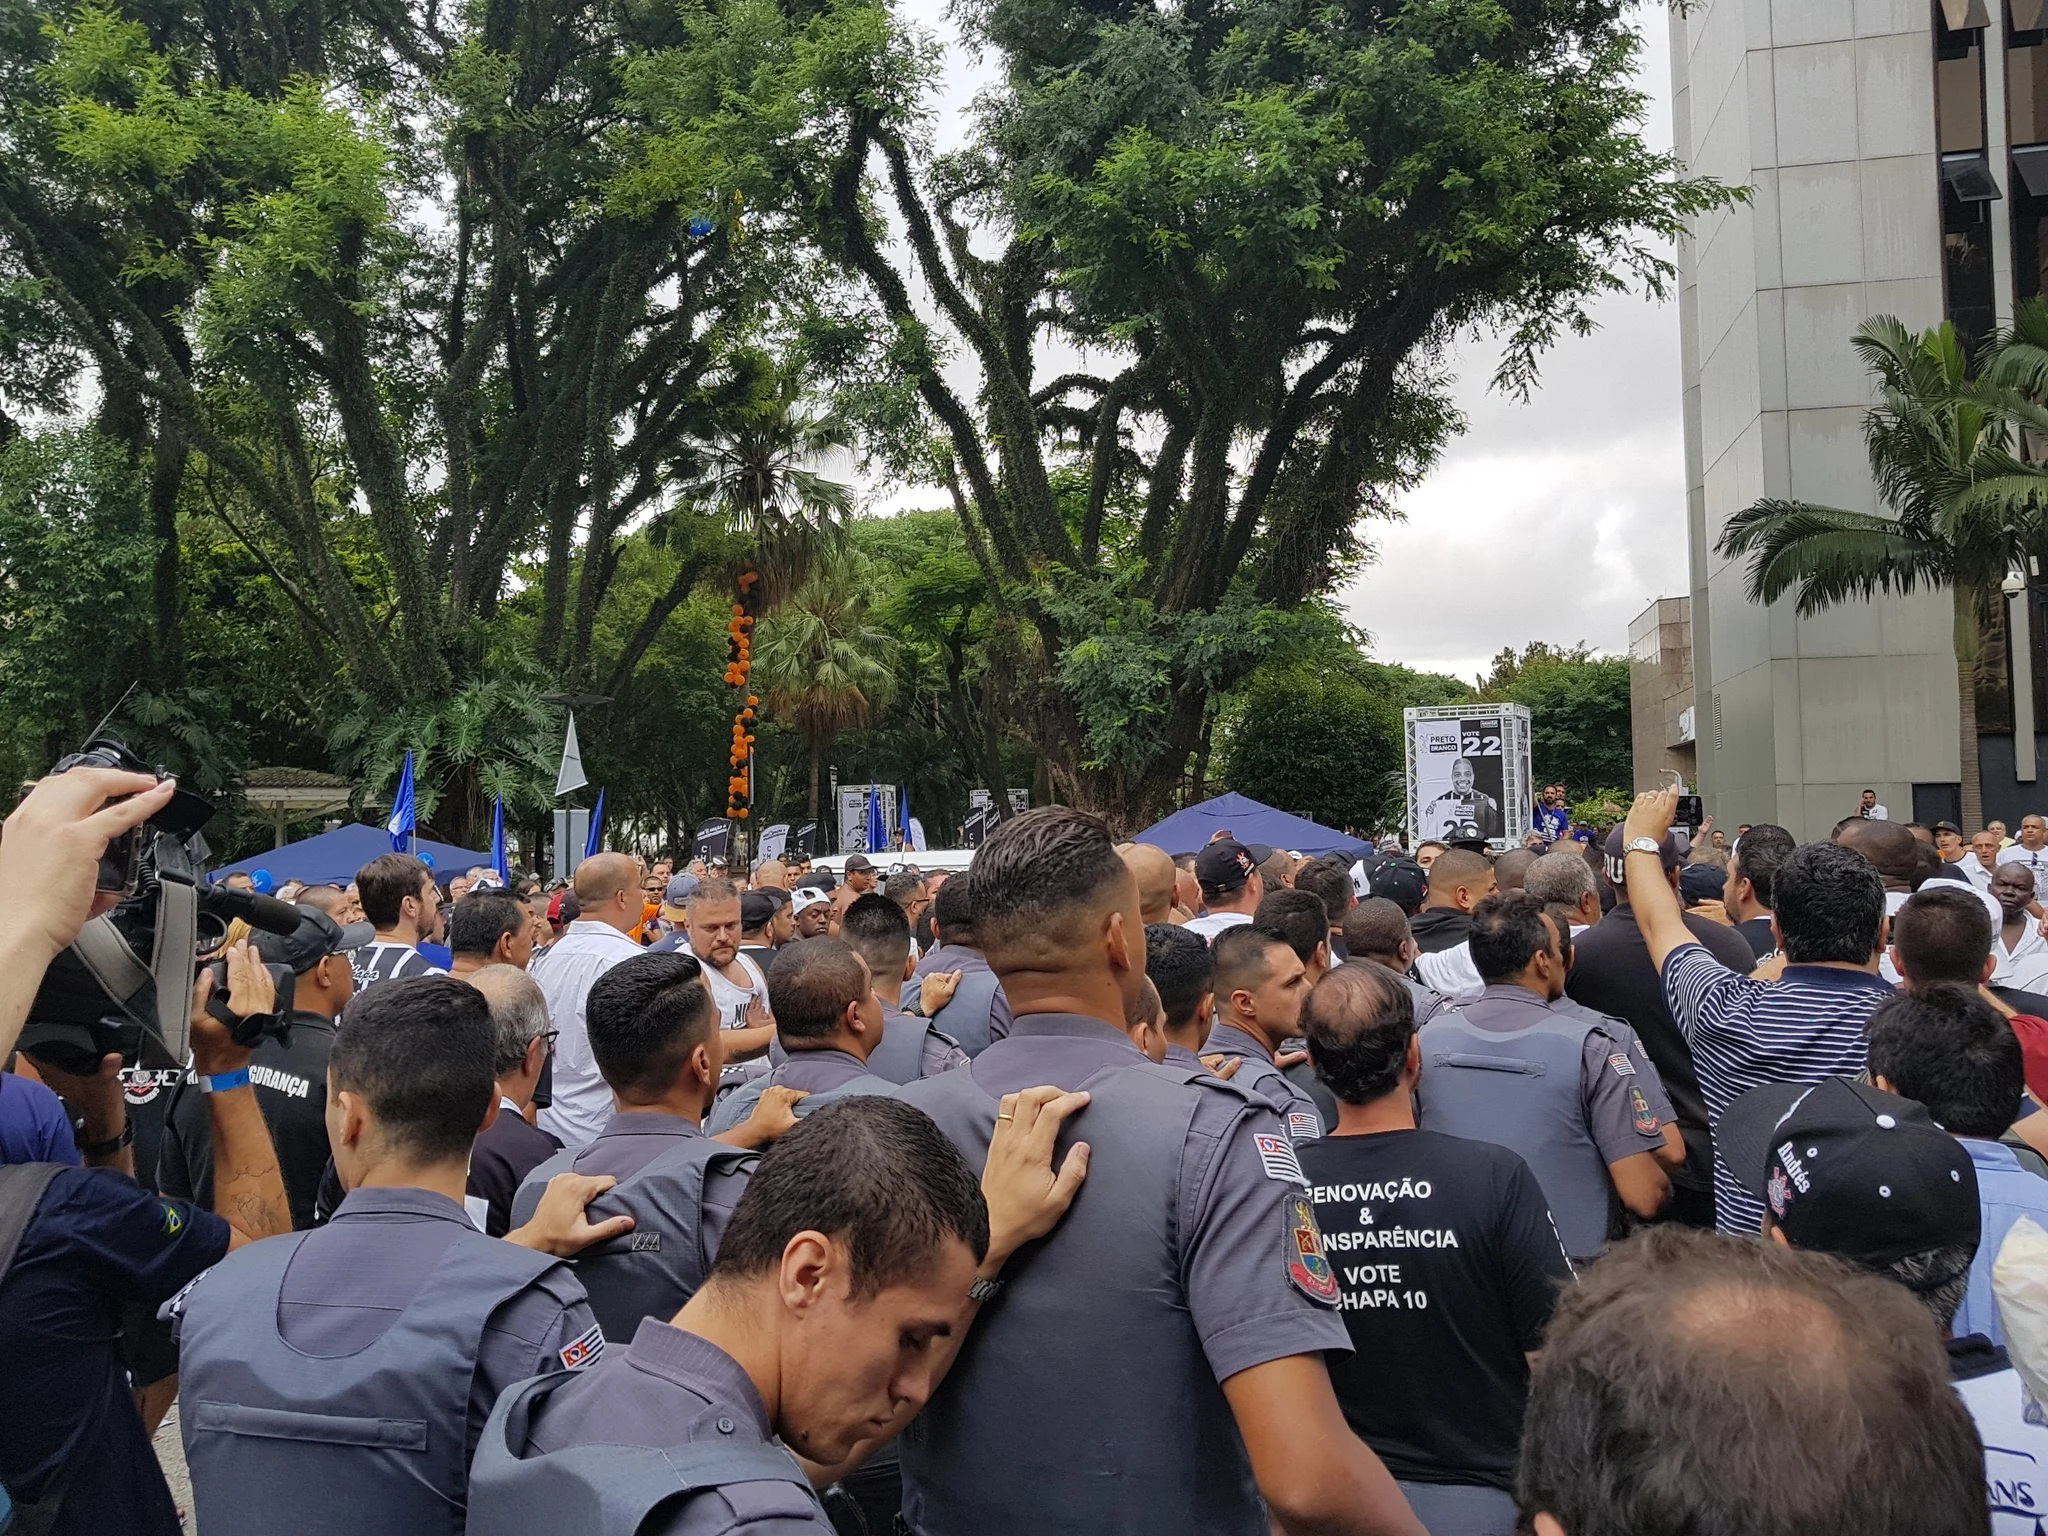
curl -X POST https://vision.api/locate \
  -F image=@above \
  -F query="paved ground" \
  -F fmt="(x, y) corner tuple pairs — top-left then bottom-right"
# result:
(154, 1404), (195, 1531)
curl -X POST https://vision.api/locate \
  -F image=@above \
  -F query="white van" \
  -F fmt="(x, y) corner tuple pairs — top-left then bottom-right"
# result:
(804, 848), (977, 877)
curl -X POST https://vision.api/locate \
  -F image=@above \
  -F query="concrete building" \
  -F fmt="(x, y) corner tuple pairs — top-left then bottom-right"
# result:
(1667, 0), (2048, 836)
(1629, 597), (1699, 790)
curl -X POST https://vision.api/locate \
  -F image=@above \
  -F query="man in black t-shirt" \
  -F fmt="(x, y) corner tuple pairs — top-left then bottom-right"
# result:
(1723, 824), (1794, 962)
(158, 904), (370, 1229)
(464, 964), (562, 1236)
(1299, 964), (1573, 1536)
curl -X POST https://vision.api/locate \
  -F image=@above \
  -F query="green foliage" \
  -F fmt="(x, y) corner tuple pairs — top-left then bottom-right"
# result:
(1221, 664), (1403, 832)
(1476, 641), (1631, 794)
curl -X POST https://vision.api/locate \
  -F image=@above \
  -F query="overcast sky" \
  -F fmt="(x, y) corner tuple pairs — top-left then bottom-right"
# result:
(894, 1), (1687, 684)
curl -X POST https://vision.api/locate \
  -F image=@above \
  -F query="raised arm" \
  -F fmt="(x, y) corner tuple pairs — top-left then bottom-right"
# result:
(1622, 789), (1694, 972)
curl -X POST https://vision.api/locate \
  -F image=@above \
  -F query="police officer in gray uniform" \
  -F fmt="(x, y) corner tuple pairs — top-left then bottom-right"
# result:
(168, 975), (633, 1536)
(707, 939), (899, 1135)
(1145, 922), (1220, 1070)
(510, 954), (803, 1342)
(1206, 924), (1326, 1141)
(892, 808), (1428, 1536)
(839, 894), (970, 1083)
(908, 877), (1012, 1055)
(1418, 892), (1675, 1263)
(469, 1093), (1091, 1536)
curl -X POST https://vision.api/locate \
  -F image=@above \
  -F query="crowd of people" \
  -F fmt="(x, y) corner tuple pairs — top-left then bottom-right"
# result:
(4, 766), (2048, 1534)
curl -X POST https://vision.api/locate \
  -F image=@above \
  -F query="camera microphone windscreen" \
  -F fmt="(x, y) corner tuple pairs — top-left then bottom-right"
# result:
(210, 888), (306, 937)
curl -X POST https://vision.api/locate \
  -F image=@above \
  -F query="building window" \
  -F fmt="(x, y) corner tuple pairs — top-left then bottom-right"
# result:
(1941, 2), (1999, 349)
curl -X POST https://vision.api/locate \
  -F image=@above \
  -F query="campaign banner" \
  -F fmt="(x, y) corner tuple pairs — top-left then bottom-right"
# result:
(1404, 707), (1531, 847)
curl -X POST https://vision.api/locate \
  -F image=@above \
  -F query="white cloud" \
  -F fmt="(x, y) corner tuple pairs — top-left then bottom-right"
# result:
(1339, 13), (1685, 679)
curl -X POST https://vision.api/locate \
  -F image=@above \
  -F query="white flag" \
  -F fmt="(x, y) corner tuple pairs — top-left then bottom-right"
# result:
(555, 713), (589, 796)
(756, 823), (790, 864)
(908, 816), (927, 853)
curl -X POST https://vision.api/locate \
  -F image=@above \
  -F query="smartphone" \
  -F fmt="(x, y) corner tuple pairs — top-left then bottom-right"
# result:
(1675, 794), (1705, 829)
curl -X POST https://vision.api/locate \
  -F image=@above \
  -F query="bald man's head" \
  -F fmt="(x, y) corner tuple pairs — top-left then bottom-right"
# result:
(1422, 849), (1495, 913)
(573, 851), (642, 930)
(1120, 843), (1180, 924)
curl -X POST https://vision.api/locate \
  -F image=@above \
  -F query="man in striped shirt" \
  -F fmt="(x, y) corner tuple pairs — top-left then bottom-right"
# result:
(1620, 789), (1891, 1233)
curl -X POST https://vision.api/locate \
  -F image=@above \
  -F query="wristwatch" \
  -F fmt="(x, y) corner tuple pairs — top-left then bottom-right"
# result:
(1625, 837), (1663, 857)
(967, 1276), (1003, 1304)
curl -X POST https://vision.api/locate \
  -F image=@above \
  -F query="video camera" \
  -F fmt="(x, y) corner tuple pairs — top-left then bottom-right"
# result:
(17, 738), (304, 1073)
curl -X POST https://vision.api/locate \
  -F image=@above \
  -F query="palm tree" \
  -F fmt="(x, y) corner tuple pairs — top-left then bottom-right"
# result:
(752, 549), (897, 817)
(1717, 316), (2048, 833)
(675, 386), (855, 602)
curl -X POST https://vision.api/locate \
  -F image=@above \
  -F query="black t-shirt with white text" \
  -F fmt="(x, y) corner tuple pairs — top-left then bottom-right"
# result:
(1301, 1128), (1574, 1489)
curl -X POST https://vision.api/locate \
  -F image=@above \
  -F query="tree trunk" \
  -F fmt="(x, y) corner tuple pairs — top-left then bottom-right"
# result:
(1956, 584), (1986, 834)
(808, 738), (822, 819)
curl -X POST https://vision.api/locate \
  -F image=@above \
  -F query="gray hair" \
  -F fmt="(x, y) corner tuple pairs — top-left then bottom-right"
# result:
(1525, 849), (1597, 907)
(468, 963), (551, 1076)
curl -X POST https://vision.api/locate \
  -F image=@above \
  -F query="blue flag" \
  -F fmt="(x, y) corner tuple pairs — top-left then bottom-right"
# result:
(866, 784), (885, 854)
(491, 796), (509, 882)
(899, 784), (912, 851)
(585, 788), (606, 859)
(386, 750), (416, 852)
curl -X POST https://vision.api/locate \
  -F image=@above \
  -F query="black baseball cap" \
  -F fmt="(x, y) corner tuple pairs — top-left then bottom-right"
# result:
(1196, 838), (1271, 894)
(1717, 1077), (1979, 1277)
(1933, 820), (1963, 836)
(1602, 824), (1686, 885)
(1678, 861), (1726, 908)
(252, 904), (375, 975)
(1357, 856), (1427, 916)
(739, 890), (778, 930)
(844, 854), (876, 873)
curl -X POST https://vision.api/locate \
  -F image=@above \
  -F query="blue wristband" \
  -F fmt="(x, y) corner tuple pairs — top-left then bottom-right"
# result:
(198, 1067), (252, 1095)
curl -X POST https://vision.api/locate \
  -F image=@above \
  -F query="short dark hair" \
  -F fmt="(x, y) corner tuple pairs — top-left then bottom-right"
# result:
(1304, 964), (1416, 1105)
(1867, 982), (2023, 1139)
(1467, 891), (1554, 984)
(1773, 843), (1886, 964)
(1212, 922), (1289, 998)
(1732, 824), (1795, 907)
(965, 807), (1131, 972)
(933, 876), (975, 944)
(1253, 889), (1329, 967)
(1342, 897), (1412, 963)
(768, 938), (869, 1041)
(1518, 1227), (1987, 1536)
(1890, 886), (1994, 986)
(710, 1098), (990, 1297)
(1492, 847), (1537, 891)
(585, 953), (714, 1098)
(1145, 923), (1215, 1031)
(883, 870), (927, 909)
(356, 852), (432, 930)
(840, 893), (912, 984)
(1291, 856), (1354, 929)
(329, 975), (493, 1164)
(448, 892), (525, 958)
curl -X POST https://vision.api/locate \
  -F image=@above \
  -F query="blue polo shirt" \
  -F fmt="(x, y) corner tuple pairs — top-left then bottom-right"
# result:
(0, 1073), (79, 1166)
(1955, 1138), (2048, 1346)
(0, 1167), (228, 1534)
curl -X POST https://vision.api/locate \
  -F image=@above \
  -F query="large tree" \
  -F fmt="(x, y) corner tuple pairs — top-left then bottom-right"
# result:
(624, 0), (1734, 826)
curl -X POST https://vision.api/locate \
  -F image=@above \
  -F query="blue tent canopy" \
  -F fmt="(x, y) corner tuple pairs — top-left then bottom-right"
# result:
(210, 822), (493, 888)
(1133, 792), (1371, 860)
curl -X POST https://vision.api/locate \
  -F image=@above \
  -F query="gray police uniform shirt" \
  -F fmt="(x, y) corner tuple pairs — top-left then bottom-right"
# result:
(705, 1048), (897, 1136)
(1431, 987), (1670, 1166)
(510, 1111), (752, 1248)
(503, 1317), (828, 1534)
(877, 1003), (970, 1082)
(893, 1013), (1351, 1536)
(1203, 1020), (1325, 1141)
(166, 1187), (599, 1460)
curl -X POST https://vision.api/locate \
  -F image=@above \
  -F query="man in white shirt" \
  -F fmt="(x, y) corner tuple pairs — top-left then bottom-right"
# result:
(529, 851), (646, 1145)
(1997, 816), (2048, 880)
(1966, 829), (2003, 889)
(1857, 788), (1889, 821)
(1182, 838), (1268, 941)
(651, 878), (775, 1060)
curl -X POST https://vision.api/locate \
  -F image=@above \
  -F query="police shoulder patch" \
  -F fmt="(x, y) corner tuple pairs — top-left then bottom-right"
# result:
(1253, 1131), (1308, 1187)
(1287, 1110), (1323, 1142)
(1631, 1086), (1659, 1136)
(1607, 1052), (1635, 1078)
(558, 1321), (605, 1371)
(1285, 1195), (1339, 1305)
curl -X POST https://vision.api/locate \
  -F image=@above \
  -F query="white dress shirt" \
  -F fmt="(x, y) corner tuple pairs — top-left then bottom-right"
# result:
(530, 919), (644, 1146)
